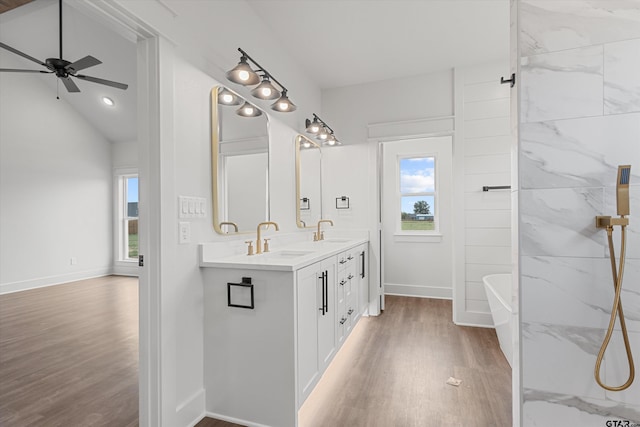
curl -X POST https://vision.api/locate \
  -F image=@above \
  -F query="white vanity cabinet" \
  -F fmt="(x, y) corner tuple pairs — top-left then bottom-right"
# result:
(296, 256), (336, 404)
(356, 243), (368, 323)
(200, 238), (368, 427)
(336, 248), (358, 344)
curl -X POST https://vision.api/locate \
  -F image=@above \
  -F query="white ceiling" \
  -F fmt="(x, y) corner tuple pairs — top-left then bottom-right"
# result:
(0, 0), (509, 144)
(246, 0), (510, 89)
(0, 0), (137, 144)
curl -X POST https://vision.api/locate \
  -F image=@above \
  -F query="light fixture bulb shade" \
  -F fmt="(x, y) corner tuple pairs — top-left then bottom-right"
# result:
(251, 77), (280, 100)
(271, 91), (296, 112)
(326, 134), (337, 144)
(317, 126), (329, 140)
(236, 101), (263, 117)
(306, 118), (321, 134)
(226, 58), (260, 86)
(218, 88), (242, 106)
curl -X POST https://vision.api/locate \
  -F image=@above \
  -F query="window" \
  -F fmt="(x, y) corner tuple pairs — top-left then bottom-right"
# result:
(118, 173), (139, 261)
(399, 156), (436, 232)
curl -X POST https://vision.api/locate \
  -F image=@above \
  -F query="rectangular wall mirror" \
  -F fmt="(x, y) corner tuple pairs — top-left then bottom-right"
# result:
(295, 135), (322, 228)
(211, 86), (270, 234)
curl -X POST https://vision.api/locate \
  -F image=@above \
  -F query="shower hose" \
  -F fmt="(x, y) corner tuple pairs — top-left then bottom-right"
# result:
(594, 224), (635, 391)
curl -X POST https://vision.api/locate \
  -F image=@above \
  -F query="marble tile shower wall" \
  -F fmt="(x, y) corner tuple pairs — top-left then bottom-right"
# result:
(519, 1), (640, 424)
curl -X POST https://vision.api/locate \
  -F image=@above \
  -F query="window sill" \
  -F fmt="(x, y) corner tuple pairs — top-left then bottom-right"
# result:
(393, 233), (443, 243)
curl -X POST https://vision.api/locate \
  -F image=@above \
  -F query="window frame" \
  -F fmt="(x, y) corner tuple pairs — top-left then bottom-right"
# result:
(396, 153), (439, 235)
(115, 168), (139, 263)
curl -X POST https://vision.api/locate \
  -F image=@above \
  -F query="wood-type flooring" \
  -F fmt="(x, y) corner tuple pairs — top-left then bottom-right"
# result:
(199, 295), (512, 427)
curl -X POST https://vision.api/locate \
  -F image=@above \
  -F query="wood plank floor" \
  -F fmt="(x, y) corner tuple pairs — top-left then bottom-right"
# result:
(0, 276), (139, 427)
(1, 279), (510, 427)
(199, 296), (512, 427)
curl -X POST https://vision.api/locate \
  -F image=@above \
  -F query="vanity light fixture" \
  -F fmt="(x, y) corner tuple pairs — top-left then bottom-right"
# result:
(226, 54), (260, 85)
(305, 116), (321, 134)
(236, 101), (262, 117)
(250, 75), (279, 100)
(218, 87), (242, 106)
(305, 113), (340, 145)
(102, 96), (114, 106)
(226, 47), (297, 112)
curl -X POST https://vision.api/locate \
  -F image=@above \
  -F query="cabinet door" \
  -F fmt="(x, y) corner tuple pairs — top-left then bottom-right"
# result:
(356, 244), (368, 323)
(297, 263), (321, 402)
(317, 258), (336, 371)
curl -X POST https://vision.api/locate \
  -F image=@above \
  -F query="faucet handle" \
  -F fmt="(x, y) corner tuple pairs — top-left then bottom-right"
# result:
(263, 238), (271, 253)
(245, 240), (254, 256)
(320, 231), (325, 240)
(313, 232), (319, 241)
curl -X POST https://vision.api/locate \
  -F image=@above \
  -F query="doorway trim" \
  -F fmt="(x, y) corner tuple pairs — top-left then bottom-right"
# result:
(366, 115), (455, 317)
(69, 2), (162, 425)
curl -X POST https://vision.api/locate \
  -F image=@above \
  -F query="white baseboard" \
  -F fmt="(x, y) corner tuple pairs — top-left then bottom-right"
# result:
(454, 310), (494, 328)
(0, 267), (113, 295)
(112, 264), (140, 277)
(178, 389), (206, 427)
(204, 412), (272, 427)
(384, 283), (452, 299)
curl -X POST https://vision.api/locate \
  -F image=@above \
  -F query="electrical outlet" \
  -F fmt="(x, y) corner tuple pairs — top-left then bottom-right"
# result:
(70, 257), (77, 265)
(179, 222), (191, 244)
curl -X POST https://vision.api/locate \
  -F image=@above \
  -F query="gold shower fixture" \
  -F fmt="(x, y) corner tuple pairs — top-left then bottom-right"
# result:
(594, 165), (635, 392)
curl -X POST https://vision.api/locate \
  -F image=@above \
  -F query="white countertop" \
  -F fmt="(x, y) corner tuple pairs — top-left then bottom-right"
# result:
(199, 237), (368, 271)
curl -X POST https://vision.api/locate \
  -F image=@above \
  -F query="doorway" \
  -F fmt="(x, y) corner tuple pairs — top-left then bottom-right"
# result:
(380, 136), (453, 303)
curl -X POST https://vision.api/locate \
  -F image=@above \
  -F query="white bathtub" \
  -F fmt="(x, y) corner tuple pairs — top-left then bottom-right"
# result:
(482, 273), (512, 367)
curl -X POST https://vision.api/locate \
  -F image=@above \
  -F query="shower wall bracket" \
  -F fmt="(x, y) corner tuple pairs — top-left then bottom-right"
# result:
(596, 215), (629, 228)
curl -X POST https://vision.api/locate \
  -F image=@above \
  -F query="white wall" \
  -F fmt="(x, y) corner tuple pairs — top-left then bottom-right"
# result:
(92, 1), (325, 424)
(112, 140), (139, 169)
(0, 53), (113, 294)
(322, 65), (511, 322)
(454, 61), (511, 326)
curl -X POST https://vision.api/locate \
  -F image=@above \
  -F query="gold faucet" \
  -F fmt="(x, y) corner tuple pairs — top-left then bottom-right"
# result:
(256, 221), (279, 254)
(219, 222), (238, 233)
(315, 219), (334, 241)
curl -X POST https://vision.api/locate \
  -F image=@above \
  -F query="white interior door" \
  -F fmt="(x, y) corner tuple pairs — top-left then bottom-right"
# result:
(380, 136), (453, 300)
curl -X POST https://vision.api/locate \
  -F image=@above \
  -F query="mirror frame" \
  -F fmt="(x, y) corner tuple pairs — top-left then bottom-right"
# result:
(295, 134), (322, 229)
(211, 86), (270, 234)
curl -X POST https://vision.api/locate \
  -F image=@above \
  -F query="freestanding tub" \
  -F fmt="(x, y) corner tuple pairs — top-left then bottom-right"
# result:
(482, 273), (512, 367)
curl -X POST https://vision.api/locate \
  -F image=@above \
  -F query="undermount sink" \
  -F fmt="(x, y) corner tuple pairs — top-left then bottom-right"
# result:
(263, 250), (314, 259)
(320, 238), (351, 243)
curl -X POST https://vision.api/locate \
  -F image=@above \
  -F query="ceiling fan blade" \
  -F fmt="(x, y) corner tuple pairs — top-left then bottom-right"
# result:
(65, 55), (102, 73)
(0, 42), (47, 68)
(0, 68), (52, 73)
(75, 74), (128, 90)
(60, 76), (80, 93)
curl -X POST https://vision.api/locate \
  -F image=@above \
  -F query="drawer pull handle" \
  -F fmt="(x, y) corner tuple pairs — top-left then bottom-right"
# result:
(347, 274), (354, 280)
(339, 317), (347, 325)
(347, 308), (354, 315)
(340, 280), (346, 286)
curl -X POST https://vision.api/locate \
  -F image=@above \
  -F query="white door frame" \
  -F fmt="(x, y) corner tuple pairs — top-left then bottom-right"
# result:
(70, 3), (163, 425)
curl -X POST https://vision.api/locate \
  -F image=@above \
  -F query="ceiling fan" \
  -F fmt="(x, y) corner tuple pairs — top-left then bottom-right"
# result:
(0, 0), (128, 93)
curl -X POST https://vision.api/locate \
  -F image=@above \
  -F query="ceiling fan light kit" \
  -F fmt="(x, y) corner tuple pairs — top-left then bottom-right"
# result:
(0, 0), (128, 95)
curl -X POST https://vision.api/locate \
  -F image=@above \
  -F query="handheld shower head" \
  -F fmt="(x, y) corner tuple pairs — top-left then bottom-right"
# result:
(617, 165), (631, 216)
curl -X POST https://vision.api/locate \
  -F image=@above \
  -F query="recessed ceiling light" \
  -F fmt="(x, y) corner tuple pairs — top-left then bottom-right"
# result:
(102, 96), (115, 106)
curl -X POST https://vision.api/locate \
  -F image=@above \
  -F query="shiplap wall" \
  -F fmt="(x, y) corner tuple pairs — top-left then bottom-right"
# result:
(458, 62), (511, 324)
